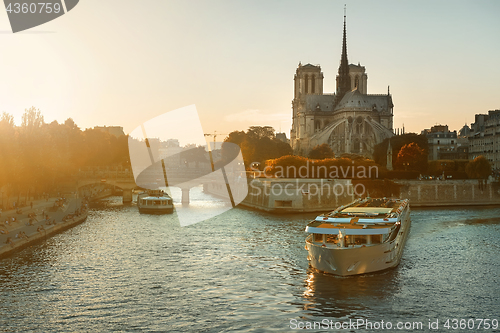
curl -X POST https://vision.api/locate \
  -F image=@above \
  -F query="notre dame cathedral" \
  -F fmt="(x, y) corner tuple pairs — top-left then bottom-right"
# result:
(290, 13), (394, 158)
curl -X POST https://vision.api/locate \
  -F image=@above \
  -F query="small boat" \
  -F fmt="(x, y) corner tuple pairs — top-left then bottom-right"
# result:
(137, 190), (174, 214)
(305, 197), (411, 276)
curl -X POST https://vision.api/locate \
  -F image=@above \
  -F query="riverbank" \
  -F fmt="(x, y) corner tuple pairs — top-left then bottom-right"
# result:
(0, 198), (87, 259)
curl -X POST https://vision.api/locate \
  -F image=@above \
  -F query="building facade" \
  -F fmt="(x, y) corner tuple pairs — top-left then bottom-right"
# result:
(290, 14), (394, 158)
(469, 110), (500, 169)
(421, 125), (468, 160)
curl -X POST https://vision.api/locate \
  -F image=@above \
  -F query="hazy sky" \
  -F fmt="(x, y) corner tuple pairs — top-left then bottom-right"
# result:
(1, 0), (499, 142)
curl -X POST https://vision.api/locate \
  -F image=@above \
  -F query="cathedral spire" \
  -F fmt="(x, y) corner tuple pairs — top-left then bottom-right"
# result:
(335, 5), (351, 105)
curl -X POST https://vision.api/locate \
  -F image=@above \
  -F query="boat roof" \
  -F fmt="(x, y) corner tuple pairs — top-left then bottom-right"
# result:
(306, 221), (392, 235)
(341, 207), (393, 214)
(141, 196), (171, 201)
(306, 198), (409, 235)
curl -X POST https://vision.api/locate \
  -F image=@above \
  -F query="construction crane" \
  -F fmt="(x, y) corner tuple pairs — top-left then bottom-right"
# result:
(204, 131), (228, 151)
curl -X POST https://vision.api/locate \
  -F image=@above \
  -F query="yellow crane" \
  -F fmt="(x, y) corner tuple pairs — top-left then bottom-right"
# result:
(203, 131), (228, 151)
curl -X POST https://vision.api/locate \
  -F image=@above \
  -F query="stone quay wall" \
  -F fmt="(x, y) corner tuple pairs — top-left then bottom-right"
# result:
(238, 178), (355, 213)
(205, 178), (500, 213)
(396, 180), (500, 207)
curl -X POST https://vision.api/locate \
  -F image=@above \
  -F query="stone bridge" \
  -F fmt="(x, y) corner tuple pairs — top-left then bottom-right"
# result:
(76, 166), (219, 204)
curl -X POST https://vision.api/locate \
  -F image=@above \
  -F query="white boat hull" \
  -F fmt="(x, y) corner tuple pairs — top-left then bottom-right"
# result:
(138, 206), (174, 214)
(306, 209), (411, 276)
(137, 191), (174, 215)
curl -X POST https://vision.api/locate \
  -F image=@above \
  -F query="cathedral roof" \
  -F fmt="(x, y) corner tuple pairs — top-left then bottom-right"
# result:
(305, 94), (335, 112)
(335, 88), (392, 112)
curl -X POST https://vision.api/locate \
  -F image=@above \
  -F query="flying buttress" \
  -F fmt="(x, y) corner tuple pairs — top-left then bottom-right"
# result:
(309, 118), (348, 147)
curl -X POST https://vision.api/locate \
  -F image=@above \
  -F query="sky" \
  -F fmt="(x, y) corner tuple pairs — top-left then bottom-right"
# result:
(0, 0), (499, 144)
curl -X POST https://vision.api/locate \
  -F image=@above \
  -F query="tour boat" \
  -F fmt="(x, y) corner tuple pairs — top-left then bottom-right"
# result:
(137, 190), (174, 214)
(305, 197), (411, 276)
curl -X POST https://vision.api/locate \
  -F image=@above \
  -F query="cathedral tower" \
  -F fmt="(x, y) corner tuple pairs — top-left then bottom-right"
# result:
(349, 64), (368, 94)
(294, 63), (323, 100)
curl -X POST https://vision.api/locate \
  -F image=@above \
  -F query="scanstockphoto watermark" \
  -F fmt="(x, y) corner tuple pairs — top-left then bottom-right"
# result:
(248, 162), (379, 198)
(289, 318), (499, 331)
(249, 178), (366, 199)
(290, 318), (425, 330)
(250, 160), (379, 180)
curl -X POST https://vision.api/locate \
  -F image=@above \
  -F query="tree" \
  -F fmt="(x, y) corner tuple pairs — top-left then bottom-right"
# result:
(18, 107), (47, 201)
(466, 155), (491, 190)
(224, 131), (246, 146)
(64, 117), (79, 130)
(247, 126), (275, 140)
(0, 112), (17, 196)
(21, 107), (44, 134)
(276, 140), (293, 157)
(373, 133), (428, 170)
(181, 145), (209, 167)
(396, 142), (427, 172)
(308, 144), (334, 159)
(224, 126), (292, 168)
(0, 108), (131, 205)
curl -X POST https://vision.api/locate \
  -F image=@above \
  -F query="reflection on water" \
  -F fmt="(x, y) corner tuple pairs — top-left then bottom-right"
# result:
(302, 268), (401, 319)
(464, 217), (500, 225)
(0, 194), (499, 332)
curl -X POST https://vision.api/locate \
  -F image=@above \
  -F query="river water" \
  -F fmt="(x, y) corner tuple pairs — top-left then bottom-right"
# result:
(1, 187), (499, 332)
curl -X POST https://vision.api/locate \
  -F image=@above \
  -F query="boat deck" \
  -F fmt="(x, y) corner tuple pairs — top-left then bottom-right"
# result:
(306, 198), (409, 235)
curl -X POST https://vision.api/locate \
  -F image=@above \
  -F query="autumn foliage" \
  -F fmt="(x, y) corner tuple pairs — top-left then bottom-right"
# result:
(308, 144), (334, 159)
(396, 142), (427, 172)
(465, 155), (491, 180)
(263, 155), (379, 179)
(0, 107), (130, 200)
(223, 126), (292, 168)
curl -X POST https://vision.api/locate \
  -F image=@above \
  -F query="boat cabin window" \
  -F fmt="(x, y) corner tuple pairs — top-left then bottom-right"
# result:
(352, 235), (368, 245)
(326, 234), (338, 243)
(343, 235), (368, 246)
(371, 234), (382, 244)
(344, 235), (357, 246)
(313, 234), (323, 243)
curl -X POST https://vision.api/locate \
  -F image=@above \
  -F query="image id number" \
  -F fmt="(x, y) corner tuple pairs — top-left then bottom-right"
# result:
(6, 2), (62, 14)
(444, 318), (498, 330)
